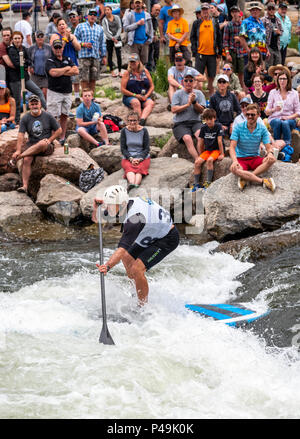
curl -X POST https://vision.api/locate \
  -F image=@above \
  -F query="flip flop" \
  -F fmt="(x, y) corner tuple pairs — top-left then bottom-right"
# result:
(17, 186), (28, 194)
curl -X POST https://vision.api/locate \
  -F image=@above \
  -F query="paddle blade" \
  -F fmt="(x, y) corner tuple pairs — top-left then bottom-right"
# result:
(99, 323), (115, 345)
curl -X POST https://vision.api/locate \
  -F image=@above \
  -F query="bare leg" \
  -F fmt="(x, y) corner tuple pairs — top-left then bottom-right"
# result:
(97, 121), (110, 145)
(20, 156), (34, 190)
(130, 98), (142, 118)
(60, 114), (68, 141)
(77, 126), (99, 146)
(122, 254), (149, 305)
(207, 77), (214, 95)
(182, 134), (199, 161)
(168, 85), (177, 103)
(140, 99), (154, 121)
(126, 171), (136, 184)
(134, 173), (143, 185)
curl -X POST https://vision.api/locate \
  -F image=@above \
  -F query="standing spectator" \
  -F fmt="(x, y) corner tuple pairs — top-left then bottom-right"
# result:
(159, 0), (174, 52)
(76, 88), (109, 147)
(45, 13), (61, 43)
(223, 5), (245, 90)
(62, 1), (73, 26)
(0, 27), (15, 80)
(166, 5), (190, 65)
(45, 39), (79, 144)
(123, 0), (153, 65)
(146, 3), (161, 72)
(102, 6), (123, 77)
(69, 10), (80, 34)
(229, 103), (276, 192)
(28, 31), (52, 100)
(171, 70), (206, 161)
(68, 10), (81, 106)
(190, 3), (222, 95)
(239, 2), (267, 60)
(275, 2), (292, 66)
(120, 111), (151, 190)
(167, 52), (205, 105)
(6, 31), (47, 124)
(74, 9), (106, 94)
(44, 0), (54, 18)
(261, 3), (283, 69)
(209, 74), (241, 137)
(121, 53), (155, 126)
(15, 12), (32, 49)
(9, 95), (62, 194)
(265, 71), (300, 147)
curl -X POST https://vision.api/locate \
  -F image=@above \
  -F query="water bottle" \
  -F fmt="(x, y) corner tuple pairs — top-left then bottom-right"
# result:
(206, 99), (210, 107)
(64, 141), (69, 155)
(92, 112), (100, 123)
(141, 89), (146, 96)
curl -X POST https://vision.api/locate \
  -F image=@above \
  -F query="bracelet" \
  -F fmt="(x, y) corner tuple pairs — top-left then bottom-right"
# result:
(81, 42), (84, 47)
(106, 264), (111, 272)
(133, 93), (136, 97)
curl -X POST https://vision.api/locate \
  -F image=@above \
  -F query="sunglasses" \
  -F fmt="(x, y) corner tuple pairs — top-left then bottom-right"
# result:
(218, 80), (227, 84)
(223, 68), (231, 71)
(184, 78), (193, 83)
(246, 113), (256, 117)
(175, 58), (183, 62)
(89, 12), (97, 16)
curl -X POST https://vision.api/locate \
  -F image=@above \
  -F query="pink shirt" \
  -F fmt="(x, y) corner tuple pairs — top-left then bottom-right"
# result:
(266, 88), (300, 122)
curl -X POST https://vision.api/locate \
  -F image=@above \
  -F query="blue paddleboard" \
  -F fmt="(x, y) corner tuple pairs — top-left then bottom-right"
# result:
(185, 303), (269, 327)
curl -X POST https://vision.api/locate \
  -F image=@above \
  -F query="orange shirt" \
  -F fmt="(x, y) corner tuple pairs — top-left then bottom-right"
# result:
(198, 19), (215, 55)
(166, 17), (189, 47)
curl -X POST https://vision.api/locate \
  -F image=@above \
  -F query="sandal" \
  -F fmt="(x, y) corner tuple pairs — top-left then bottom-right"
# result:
(17, 186), (28, 194)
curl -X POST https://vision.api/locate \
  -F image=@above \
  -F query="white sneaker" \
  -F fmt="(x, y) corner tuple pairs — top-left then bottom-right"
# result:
(238, 177), (247, 191)
(263, 178), (276, 192)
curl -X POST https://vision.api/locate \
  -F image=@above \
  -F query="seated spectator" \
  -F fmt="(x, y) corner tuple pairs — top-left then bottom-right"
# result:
(6, 31), (47, 123)
(209, 74), (241, 137)
(9, 95), (62, 194)
(102, 6), (123, 77)
(266, 63), (290, 93)
(171, 69), (206, 161)
(191, 108), (224, 192)
(249, 74), (269, 120)
(291, 64), (300, 90)
(0, 81), (16, 132)
(229, 103), (276, 192)
(76, 88), (109, 147)
(120, 111), (150, 190)
(167, 52), (205, 106)
(166, 5), (191, 65)
(121, 53), (155, 126)
(213, 62), (244, 100)
(265, 71), (300, 147)
(28, 30), (52, 100)
(244, 47), (270, 90)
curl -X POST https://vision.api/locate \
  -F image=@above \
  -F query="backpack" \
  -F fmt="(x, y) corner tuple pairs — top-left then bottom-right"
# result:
(279, 145), (294, 162)
(79, 166), (105, 193)
(103, 114), (125, 133)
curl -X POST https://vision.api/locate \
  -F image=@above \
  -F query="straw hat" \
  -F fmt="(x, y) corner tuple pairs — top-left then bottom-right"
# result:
(168, 5), (184, 16)
(268, 64), (290, 77)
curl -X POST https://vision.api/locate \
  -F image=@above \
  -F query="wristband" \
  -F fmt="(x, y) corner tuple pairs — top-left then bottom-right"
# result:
(133, 93), (136, 96)
(178, 85), (182, 89)
(81, 42), (84, 47)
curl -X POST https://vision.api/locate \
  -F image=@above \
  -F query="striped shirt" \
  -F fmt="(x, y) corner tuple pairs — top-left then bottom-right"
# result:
(230, 120), (270, 158)
(74, 21), (106, 59)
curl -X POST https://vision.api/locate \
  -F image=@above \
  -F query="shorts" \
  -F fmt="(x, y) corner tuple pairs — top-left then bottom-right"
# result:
(122, 95), (151, 108)
(229, 50), (244, 74)
(30, 73), (48, 89)
(128, 226), (180, 271)
(71, 74), (80, 85)
(23, 141), (54, 156)
(199, 150), (220, 161)
(76, 124), (98, 135)
(173, 120), (202, 143)
(78, 57), (100, 82)
(47, 89), (72, 117)
(195, 54), (217, 78)
(237, 156), (264, 171)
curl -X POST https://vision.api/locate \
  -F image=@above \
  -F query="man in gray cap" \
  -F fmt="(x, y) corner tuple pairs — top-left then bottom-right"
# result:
(262, 2), (282, 68)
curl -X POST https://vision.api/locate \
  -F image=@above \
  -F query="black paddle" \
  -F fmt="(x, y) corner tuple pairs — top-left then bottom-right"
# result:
(97, 206), (115, 345)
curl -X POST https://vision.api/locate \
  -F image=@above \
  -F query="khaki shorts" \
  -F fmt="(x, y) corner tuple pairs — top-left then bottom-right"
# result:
(47, 89), (72, 117)
(78, 58), (100, 82)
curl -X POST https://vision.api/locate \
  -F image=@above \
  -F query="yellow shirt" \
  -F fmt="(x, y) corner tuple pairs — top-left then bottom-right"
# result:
(166, 17), (189, 47)
(198, 19), (215, 55)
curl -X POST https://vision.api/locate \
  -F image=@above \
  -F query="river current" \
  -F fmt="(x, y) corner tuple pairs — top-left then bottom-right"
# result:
(0, 229), (300, 419)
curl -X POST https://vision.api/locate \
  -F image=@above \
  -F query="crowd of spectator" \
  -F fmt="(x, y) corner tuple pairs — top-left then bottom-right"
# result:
(0, 0), (299, 196)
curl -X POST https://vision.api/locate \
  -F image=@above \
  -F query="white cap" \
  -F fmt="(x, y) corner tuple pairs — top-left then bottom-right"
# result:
(217, 74), (229, 82)
(102, 185), (129, 205)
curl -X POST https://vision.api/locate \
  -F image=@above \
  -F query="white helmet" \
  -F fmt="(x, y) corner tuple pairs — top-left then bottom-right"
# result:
(103, 185), (129, 205)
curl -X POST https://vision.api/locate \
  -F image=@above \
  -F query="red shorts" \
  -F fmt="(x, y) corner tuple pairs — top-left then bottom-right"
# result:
(237, 156), (264, 171)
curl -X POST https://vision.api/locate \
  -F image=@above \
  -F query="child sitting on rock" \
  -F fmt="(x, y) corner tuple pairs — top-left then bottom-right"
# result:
(191, 108), (224, 192)
(76, 89), (110, 147)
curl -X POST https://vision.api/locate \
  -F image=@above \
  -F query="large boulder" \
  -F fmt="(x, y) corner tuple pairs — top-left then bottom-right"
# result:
(203, 162), (300, 241)
(80, 156), (194, 219)
(28, 147), (98, 197)
(0, 191), (42, 230)
(0, 173), (21, 191)
(0, 129), (19, 174)
(291, 129), (300, 163)
(36, 174), (84, 208)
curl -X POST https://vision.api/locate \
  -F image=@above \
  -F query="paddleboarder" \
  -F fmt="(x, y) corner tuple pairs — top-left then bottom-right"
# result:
(93, 185), (180, 306)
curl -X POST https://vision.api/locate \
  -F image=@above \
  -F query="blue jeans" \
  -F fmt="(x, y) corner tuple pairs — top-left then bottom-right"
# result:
(270, 118), (296, 144)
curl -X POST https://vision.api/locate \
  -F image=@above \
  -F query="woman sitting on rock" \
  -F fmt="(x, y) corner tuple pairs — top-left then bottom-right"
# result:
(249, 74), (269, 120)
(120, 53), (155, 126)
(120, 111), (150, 191)
(213, 63), (244, 100)
(0, 81), (16, 133)
(265, 71), (300, 147)
(243, 47), (271, 90)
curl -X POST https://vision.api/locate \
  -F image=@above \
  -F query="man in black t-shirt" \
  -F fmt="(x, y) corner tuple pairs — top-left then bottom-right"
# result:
(9, 95), (61, 194)
(45, 39), (79, 144)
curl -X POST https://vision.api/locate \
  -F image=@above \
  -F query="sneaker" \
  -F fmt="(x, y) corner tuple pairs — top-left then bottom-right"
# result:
(74, 97), (81, 106)
(190, 183), (201, 192)
(278, 151), (285, 161)
(263, 178), (276, 192)
(97, 141), (106, 147)
(140, 118), (146, 126)
(202, 181), (211, 189)
(167, 103), (171, 112)
(238, 177), (247, 191)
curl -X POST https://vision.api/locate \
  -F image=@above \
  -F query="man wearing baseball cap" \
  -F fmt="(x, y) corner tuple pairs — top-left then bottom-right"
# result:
(275, 2), (292, 65)
(261, 3), (282, 69)
(9, 95), (62, 194)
